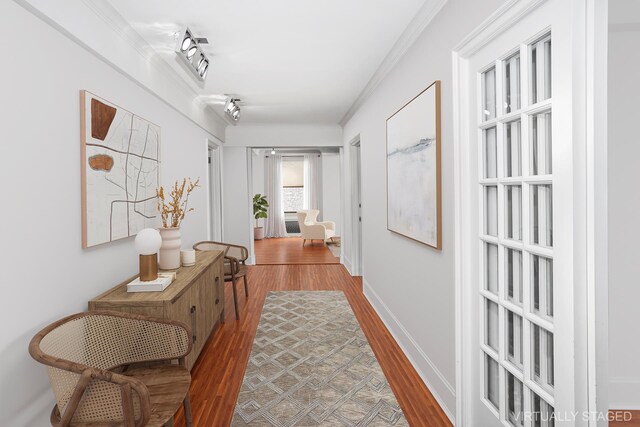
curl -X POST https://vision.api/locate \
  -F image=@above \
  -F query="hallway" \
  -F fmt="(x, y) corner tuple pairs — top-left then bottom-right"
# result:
(173, 264), (451, 427)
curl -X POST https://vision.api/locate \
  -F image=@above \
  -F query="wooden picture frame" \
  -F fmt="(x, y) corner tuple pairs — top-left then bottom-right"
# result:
(386, 80), (442, 249)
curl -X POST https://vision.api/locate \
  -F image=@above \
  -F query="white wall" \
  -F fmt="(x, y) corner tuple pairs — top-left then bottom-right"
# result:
(16, 0), (227, 140)
(226, 124), (342, 147)
(223, 147), (252, 253)
(340, 0), (503, 419)
(252, 150), (266, 228)
(608, 0), (640, 409)
(322, 153), (342, 235)
(0, 2), (218, 425)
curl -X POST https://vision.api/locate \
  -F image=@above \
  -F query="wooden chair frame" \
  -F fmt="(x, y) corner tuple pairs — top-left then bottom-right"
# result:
(193, 241), (249, 320)
(29, 311), (194, 427)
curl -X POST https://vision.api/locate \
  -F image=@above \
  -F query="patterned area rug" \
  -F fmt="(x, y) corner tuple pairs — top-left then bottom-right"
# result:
(232, 291), (408, 426)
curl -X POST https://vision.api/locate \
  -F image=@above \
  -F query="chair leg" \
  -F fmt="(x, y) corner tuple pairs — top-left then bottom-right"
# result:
(243, 275), (249, 297)
(232, 277), (240, 320)
(302, 239), (306, 246)
(183, 393), (193, 427)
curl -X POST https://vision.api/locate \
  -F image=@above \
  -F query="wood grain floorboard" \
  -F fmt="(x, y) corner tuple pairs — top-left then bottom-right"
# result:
(174, 264), (451, 427)
(254, 237), (340, 265)
(610, 410), (640, 426)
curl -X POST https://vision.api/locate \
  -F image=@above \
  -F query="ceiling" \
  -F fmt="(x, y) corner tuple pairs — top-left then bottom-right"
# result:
(107, 0), (428, 124)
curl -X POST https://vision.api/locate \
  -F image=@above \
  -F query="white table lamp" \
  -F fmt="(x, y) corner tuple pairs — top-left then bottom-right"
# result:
(135, 228), (162, 281)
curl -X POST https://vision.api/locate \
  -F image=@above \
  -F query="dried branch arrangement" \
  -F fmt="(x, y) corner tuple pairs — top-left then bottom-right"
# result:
(156, 177), (200, 228)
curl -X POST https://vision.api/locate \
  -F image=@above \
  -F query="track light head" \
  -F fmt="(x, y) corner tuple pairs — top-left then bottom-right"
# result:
(175, 27), (210, 82)
(223, 96), (242, 123)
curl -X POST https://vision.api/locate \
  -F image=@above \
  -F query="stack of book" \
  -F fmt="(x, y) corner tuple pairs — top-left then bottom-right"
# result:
(126, 271), (177, 292)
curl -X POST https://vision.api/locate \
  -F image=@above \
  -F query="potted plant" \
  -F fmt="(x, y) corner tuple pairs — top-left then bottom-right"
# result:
(253, 194), (269, 240)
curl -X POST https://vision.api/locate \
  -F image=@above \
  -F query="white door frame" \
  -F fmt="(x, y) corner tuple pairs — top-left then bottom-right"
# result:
(452, 0), (608, 425)
(349, 135), (363, 276)
(207, 138), (223, 242)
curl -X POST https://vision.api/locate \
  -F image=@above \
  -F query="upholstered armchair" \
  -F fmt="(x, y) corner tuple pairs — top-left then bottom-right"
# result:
(296, 209), (336, 246)
(29, 311), (193, 427)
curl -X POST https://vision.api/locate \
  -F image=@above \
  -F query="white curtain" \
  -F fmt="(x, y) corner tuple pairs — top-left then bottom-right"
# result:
(303, 154), (322, 218)
(264, 154), (287, 237)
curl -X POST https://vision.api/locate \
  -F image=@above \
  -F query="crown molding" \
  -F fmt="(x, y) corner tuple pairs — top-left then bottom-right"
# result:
(15, 0), (227, 139)
(339, 0), (449, 126)
(81, 0), (228, 132)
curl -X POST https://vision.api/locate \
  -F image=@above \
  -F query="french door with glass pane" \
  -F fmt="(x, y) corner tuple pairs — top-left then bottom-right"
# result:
(456, 0), (579, 425)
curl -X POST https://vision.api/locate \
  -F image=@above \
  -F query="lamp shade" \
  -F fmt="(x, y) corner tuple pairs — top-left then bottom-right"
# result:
(135, 228), (162, 255)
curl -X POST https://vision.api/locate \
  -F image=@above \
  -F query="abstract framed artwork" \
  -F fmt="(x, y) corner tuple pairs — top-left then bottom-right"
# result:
(386, 80), (442, 249)
(80, 91), (161, 248)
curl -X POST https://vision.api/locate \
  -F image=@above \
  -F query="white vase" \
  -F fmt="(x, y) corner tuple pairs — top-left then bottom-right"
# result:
(158, 227), (181, 270)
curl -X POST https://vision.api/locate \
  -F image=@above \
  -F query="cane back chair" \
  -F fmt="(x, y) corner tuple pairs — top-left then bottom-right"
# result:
(193, 241), (249, 320)
(29, 311), (193, 427)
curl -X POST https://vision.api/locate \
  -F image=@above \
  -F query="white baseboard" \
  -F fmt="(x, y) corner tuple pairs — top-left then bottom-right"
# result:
(610, 378), (640, 409)
(343, 256), (353, 276)
(363, 278), (456, 423)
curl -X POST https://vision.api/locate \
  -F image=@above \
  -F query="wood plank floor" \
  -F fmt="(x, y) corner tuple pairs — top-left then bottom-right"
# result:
(174, 264), (451, 427)
(254, 237), (340, 265)
(610, 410), (640, 426)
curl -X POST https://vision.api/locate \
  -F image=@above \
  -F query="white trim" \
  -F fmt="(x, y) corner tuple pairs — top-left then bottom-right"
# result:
(585, 0), (609, 423)
(349, 136), (363, 276)
(453, 0), (546, 57)
(15, 0), (227, 139)
(339, 0), (449, 126)
(246, 147), (256, 266)
(362, 278), (456, 423)
(343, 256), (353, 276)
(609, 378), (640, 410)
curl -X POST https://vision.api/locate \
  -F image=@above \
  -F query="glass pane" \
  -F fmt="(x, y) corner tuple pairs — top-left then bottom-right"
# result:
(486, 354), (500, 409)
(507, 372), (524, 426)
(486, 299), (499, 351)
(485, 185), (498, 236)
(504, 53), (521, 113)
(485, 243), (499, 294)
(531, 37), (552, 104)
(483, 67), (497, 120)
(484, 127), (498, 178)
(504, 120), (522, 177)
(531, 111), (552, 175)
(505, 185), (522, 240)
(507, 311), (523, 367)
(532, 255), (554, 318)
(531, 185), (553, 247)
(532, 392), (555, 427)
(506, 249), (523, 305)
(532, 325), (554, 390)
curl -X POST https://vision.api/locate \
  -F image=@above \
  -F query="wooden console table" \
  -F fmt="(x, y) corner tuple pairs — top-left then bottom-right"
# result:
(89, 250), (224, 370)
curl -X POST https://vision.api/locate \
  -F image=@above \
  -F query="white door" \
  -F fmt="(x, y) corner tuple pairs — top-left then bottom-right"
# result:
(351, 140), (363, 275)
(208, 142), (223, 241)
(457, 0), (579, 425)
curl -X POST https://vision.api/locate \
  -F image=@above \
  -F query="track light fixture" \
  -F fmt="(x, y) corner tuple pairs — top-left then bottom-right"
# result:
(224, 96), (241, 123)
(175, 27), (210, 81)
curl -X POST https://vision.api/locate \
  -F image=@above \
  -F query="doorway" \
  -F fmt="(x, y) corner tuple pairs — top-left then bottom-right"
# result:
(208, 140), (223, 241)
(350, 138), (363, 276)
(249, 147), (342, 265)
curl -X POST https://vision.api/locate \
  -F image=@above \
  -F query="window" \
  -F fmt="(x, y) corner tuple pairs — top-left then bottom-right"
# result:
(282, 157), (304, 212)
